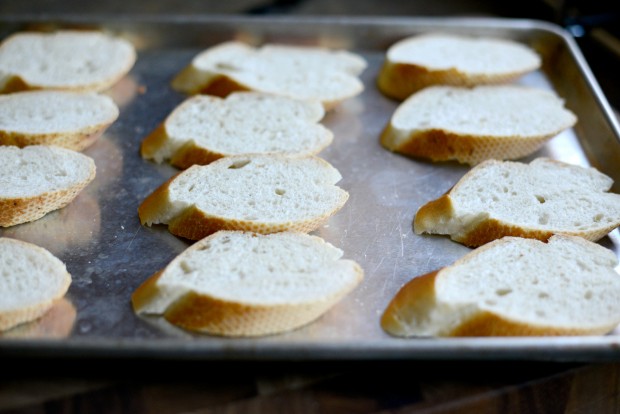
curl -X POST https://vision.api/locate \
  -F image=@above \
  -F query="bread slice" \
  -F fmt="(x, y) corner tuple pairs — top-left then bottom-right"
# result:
(141, 92), (333, 169)
(171, 41), (367, 110)
(0, 237), (72, 331)
(414, 158), (620, 247)
(0, 90), (119, 151)
(382, 235), (620, 337)
(377, 32), (541, 100)
(132, 231), (363, 337)
(0, 30), (136, 93)
(380, 85), (577, 165)
(138, 154), (349, 240)
(0, 145), (96, 227)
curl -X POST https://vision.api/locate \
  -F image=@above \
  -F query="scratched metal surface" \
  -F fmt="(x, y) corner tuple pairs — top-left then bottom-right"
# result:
(1, 15), (620, 361)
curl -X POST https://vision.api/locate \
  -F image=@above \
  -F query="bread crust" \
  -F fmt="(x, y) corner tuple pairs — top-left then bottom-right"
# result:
(0, 238), (72, 331)
(377, 60), (531, 101)
(0, 163), (96, 227)
(381, 270), (439, 336)
(413, 159), (620, 246)
(138, 156), (349, 240)
(0, 31), (137, 93)
(381, 124), (555, 165)
(132, 231), (364, 337)
(382, 238), (620, 337)
(0, 123), (111, 152)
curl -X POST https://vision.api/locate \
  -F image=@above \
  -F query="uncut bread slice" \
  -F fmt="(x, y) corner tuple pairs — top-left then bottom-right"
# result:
(0, 146), (96, 227)
(380, 85), (577, 165)
(0, 90), (119, 151)
(382, 235), (620, 337)
(132, 231), (364, 337)
(414, 158), (620, 247)
(171, 41), (367, 110)
(0, 237), (72, 331)
(377, 32), (541, 100)
(138, 154), (349, 240)
(141, 92), (333, 169)
(0, 30), (136, 93)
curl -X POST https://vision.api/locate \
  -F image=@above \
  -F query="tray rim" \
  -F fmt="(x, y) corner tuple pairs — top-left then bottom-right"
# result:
(1, 14), (620, 362)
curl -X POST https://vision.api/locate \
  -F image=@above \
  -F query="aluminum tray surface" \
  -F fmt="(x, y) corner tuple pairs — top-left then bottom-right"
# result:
(1, 15), (620, 361)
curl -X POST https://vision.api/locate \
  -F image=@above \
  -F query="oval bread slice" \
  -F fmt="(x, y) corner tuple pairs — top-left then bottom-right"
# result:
(171, 41), (367, 110)
(138, 154), (349, 240)
(414, 158), (620, 247)
(0, 30), (136, 93)
(132, 231), (364, 337)
(0, 90), (119, 151)
(141, 92), (333, 169)
(382, 235), (620, 337)
(377, 32), (541, 100)
(0, 146), (96, 227)
(0, 237), (72, 331)
(381, 85), (577, 165)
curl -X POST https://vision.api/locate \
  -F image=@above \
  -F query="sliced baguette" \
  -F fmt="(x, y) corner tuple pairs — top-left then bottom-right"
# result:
(0, 90), (119, 151)
(0, 237), (72, 331)
(382, 235), (620, 337)
(132, 231), (363, 337)
(138, 154), (349, 240)
(414, 158), (620, 247)
(0, 145), (96, 227)
(0, 30), (136, 93)
(141, 92), (332, 168)
(171, 41), (367, 110)
(380, 85), (577, 165)
(377, 32), (541, 100)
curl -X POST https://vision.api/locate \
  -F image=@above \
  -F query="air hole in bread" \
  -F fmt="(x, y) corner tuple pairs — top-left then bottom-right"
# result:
(188, 185), (195, 192)
(585, 290), (593, 300)
(215, 62), (240, 72)
(495, 288), (512, 296)
(535, 195), (546, 204)
(484, 299), (496, 306)
(275, 188), (285, 196)
(197, 243), (210, 251)
(228, 159), (251, 169)
(180, 261), (193, 274)
(536, 310), (546, 317)
(538, 292), (549, 299)
(538, 213), (549, 225)
(245, 216), (258, 221)
(594, 213), (604, 223)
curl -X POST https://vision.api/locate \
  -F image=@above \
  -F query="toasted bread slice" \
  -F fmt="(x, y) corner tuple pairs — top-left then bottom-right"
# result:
(382, 235), (620, 337)
(0, 30), (136, 93)
(0, 237), (72, 331)
(0, 90), (119, 151)
(141, 92), (332, 169)
(0, 146), (96, 227)
(377, 32), (541, 100)
(380, 85), (577, 165)
(132, 231), (363, 337)
(414, 158), (620, 247)
(138, 154), (349, 240)
(171, 41), (367, 110)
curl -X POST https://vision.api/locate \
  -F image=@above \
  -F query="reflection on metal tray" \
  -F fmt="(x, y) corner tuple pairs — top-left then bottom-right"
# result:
(1, 15), (620, 361)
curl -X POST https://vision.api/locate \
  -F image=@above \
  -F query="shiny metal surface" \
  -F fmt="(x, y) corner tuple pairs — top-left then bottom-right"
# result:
(1, 15), (620, 361)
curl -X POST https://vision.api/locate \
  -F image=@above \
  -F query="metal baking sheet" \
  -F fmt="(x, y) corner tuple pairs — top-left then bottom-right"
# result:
(2, 15), (620, 362)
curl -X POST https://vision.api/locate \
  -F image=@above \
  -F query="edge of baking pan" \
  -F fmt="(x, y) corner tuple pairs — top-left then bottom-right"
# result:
(1, 14), (620, 362)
